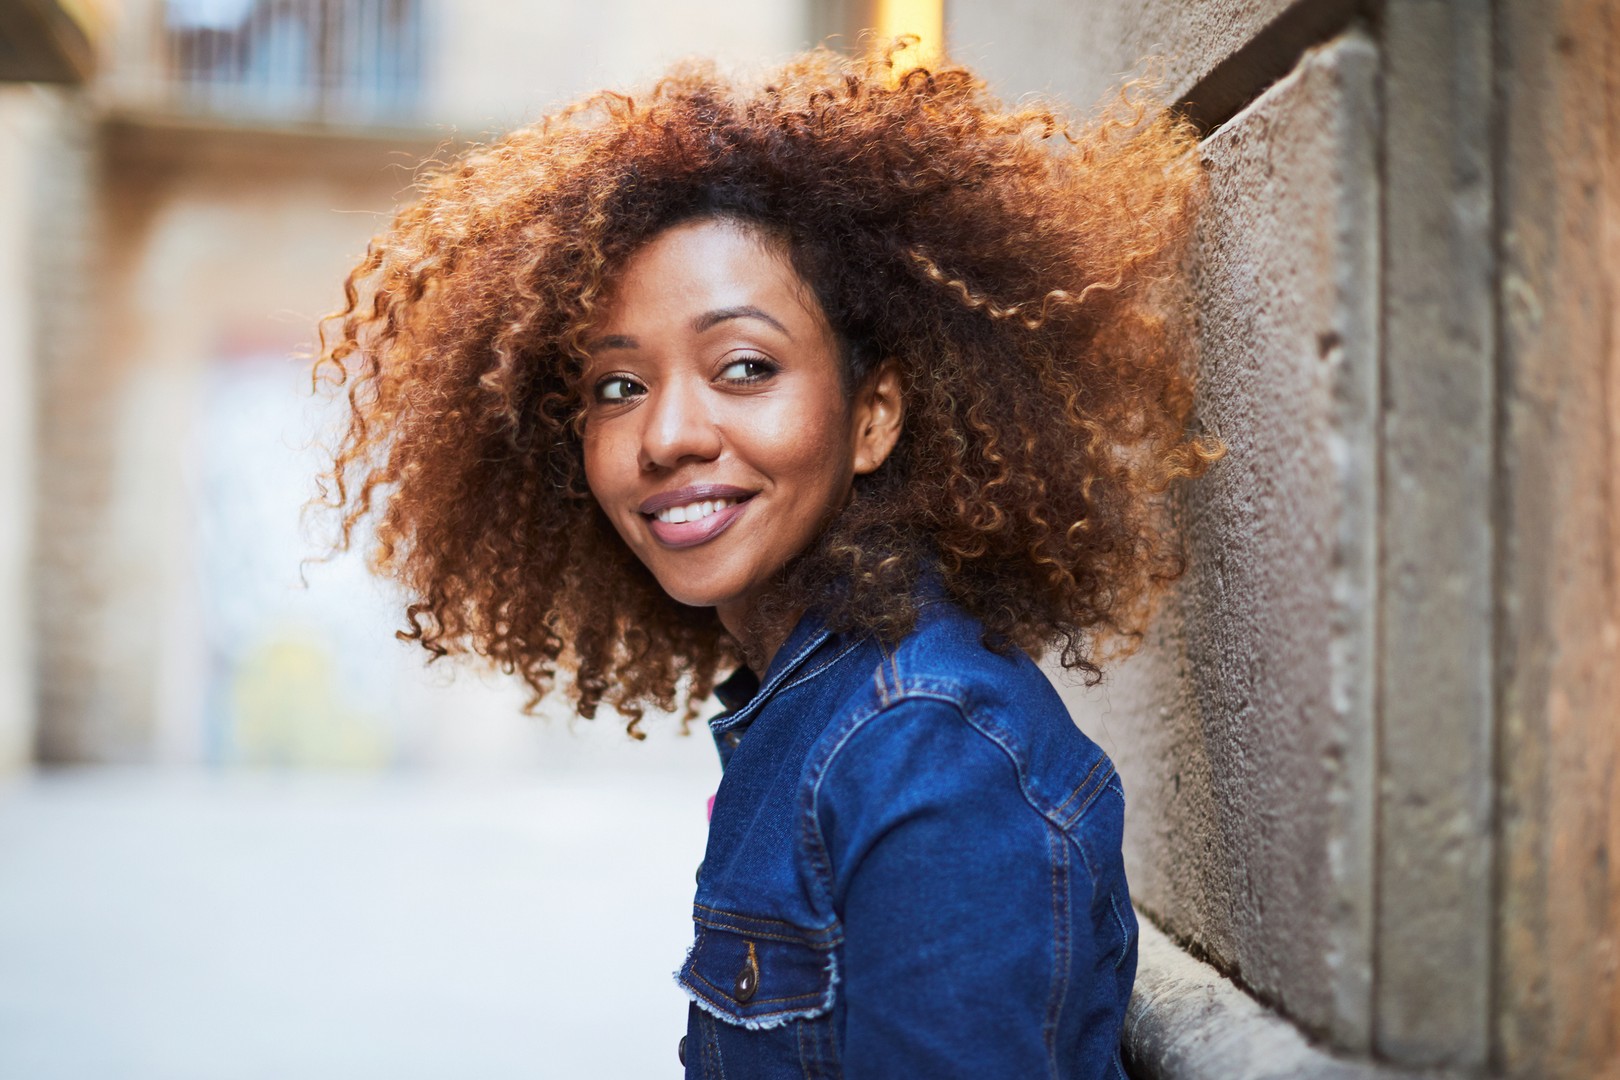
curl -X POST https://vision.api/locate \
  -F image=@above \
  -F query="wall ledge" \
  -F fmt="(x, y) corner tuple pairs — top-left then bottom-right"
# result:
(1125, 914), (1457, 1080)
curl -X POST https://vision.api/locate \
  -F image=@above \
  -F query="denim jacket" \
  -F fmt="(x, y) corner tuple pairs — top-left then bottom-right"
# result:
(677, 595), (1138, 1079)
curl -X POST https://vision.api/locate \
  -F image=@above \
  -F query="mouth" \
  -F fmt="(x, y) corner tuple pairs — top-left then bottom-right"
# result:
(640, 485), (756, 549)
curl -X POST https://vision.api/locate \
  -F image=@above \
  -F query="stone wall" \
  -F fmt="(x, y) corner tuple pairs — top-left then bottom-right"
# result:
(1085, 33), (1382, 1052)
(1491, 1), (1620, 1070)
(0, 87), (56, 772)
(947, 0), (1620, 1076)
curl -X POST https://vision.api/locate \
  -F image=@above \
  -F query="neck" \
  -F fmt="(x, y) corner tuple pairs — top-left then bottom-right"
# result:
(718, 597), (800, 676)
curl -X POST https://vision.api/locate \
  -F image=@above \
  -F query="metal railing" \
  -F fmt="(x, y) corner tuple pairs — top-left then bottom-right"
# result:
(106, 0), (424, 127)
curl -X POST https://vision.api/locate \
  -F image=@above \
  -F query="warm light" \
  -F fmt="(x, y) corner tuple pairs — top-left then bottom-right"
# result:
(57, 0), (110, 35)
(873, 0), (945, 71)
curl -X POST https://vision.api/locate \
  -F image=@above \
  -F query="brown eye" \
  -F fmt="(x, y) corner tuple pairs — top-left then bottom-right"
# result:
(719, 357), (777, 383)
(594, 375), (645, 402)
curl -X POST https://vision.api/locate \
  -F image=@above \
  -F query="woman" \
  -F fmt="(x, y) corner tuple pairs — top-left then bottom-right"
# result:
(314, 45), (1215, 1079)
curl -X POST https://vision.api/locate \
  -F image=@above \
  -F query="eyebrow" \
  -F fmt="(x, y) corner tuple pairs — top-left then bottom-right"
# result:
(588, 305), (792, 353)
(694, 305), (792, 339)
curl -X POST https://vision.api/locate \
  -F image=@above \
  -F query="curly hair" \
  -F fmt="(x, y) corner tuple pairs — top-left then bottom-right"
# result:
(312, 45), (1220, 735)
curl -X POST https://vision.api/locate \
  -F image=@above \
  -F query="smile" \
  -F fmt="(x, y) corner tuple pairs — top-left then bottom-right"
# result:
(639, 485), (756, 549)
(652, 497), (742, 524)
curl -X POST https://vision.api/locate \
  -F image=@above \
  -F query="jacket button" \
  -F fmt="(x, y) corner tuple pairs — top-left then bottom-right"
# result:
(694, 860), (703, 884)
(723, 730), (741, 747)
(734, 955), (759, 1002)
(677, 1035), (686, 1066)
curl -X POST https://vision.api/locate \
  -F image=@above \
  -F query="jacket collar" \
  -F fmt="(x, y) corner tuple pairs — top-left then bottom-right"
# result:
(709, 609), (834, 734)
(707, 569), (953, 731)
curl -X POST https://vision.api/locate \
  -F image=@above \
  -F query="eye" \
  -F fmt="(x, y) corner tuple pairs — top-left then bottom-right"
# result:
(593, 375), (646, 403)
(718, 356), (778, 384)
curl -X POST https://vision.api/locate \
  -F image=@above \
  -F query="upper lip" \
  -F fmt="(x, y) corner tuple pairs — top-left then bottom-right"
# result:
(638, 484), (756, 515)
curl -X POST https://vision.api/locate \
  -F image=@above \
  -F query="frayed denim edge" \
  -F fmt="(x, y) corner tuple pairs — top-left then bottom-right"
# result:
(672, 946), (840, 1032)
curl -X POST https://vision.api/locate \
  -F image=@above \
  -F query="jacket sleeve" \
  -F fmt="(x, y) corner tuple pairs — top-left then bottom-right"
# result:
(812, 696), (1114, 1080)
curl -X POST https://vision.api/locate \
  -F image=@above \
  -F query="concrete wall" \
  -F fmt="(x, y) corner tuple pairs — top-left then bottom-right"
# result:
(948, 0), (1620, 1076)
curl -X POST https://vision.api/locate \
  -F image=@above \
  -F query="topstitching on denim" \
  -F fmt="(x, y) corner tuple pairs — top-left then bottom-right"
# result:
(682, 600), (1136, 1079)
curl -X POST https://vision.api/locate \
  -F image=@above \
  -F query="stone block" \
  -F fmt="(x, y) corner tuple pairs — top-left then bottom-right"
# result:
(1125, 917), (1407, 1080)
(945, 0), (1355, 128)
(1054, 32), (1380, 1051)
(1372, 0), (1496, 1066)
(1492, 0), (1620, 1073)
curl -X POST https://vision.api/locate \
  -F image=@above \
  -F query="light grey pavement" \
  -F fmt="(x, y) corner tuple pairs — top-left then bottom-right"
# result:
(0, 751), (720, 1080)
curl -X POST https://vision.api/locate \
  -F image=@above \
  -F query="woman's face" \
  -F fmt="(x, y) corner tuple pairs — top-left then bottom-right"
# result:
(581, 217), (901, 638)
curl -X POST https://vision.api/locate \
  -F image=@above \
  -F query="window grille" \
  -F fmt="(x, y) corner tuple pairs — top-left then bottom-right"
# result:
(113, 0), (424, 126)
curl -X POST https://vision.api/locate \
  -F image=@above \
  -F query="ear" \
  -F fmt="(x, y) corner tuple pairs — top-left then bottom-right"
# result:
(850, 359), (905, 476)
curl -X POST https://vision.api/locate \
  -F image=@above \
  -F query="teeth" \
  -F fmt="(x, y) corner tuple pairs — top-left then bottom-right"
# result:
(655, 497), (738, 525)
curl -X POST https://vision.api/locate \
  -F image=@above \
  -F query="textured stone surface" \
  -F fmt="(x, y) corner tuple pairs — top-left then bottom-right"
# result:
(1055, 33), (1381, 1052)
(1492, 0), (1620, 1074)
(944, 0), (1354, 126)
(1372, 0), (1496, 1066)
(1125, 914), (1444, 1080)
(955, 0), (1620, 1074)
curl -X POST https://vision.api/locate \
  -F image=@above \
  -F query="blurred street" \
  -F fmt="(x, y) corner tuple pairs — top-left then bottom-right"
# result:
(0, 745), (716, 1079)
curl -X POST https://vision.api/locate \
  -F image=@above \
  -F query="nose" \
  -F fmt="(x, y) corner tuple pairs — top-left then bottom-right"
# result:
(638, 376), (722, 472)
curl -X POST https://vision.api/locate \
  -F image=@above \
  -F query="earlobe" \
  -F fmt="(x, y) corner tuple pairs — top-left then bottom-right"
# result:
(852, 360), (905, 475)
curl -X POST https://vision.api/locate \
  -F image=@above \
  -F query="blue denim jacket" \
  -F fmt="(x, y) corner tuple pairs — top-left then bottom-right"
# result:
(677, 595), (1137, 1079)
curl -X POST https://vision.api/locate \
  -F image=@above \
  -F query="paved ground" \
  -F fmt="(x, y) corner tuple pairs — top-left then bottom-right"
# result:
(0, 752), (720, 1079)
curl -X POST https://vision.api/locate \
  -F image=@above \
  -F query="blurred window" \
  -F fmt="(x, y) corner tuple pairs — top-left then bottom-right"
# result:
(158, 0), (423, 125)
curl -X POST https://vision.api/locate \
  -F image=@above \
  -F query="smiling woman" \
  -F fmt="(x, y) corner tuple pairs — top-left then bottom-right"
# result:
(581, 219), (903, 644)
(312, 44), (1216, 1080)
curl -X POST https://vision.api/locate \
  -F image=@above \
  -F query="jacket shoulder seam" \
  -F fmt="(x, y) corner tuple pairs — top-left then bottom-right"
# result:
(803, 690), (1102, 889)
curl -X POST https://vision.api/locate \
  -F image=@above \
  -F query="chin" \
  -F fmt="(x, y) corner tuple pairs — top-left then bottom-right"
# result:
(653, 575), (739, 612)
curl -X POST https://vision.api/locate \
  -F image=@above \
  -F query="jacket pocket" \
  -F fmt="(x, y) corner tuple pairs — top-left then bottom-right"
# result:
(678, 908), (840, 1030)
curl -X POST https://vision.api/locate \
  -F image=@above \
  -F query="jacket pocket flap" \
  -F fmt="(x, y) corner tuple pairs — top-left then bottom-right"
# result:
(678, 914), (838, 1030)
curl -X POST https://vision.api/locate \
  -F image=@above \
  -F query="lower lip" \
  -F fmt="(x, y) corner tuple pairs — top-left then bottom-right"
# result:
(644, 499), (751, 549)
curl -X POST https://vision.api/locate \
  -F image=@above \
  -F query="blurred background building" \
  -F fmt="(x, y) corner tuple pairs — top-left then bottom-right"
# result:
(13, 0), (816, 773)
(1, 0), (1616, 1078)
(0, 2), (820, 1076)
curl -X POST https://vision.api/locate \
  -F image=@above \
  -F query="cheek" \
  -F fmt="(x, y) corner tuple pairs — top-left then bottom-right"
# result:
(581, 426), (631, 511)
(745, 397), (856, 495)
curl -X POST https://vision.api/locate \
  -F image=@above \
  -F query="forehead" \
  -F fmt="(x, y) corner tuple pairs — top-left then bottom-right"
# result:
(597, 217), (830, 335)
